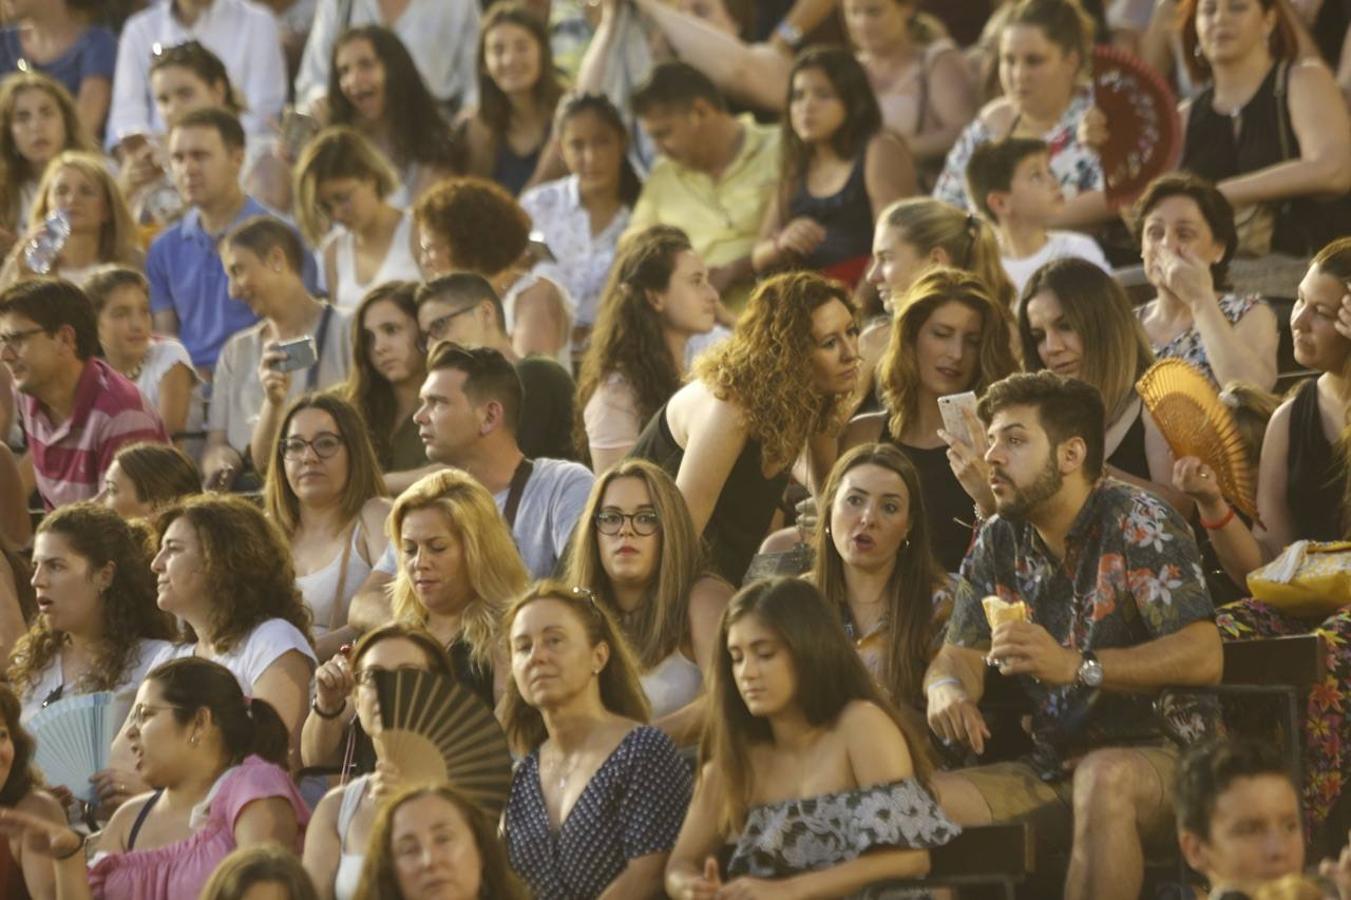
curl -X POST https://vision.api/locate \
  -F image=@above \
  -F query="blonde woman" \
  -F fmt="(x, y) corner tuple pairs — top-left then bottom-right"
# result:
(0, 150), (142, 288)
(565, 460), (732, 745)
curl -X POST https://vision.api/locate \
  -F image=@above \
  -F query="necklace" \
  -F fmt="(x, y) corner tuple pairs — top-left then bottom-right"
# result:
(124, 359), (144, 381)
(542, 747), (585, 796)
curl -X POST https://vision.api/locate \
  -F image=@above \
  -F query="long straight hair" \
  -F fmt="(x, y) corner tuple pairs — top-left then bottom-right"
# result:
(476, 4), (565, 139)
(341, 281), (423, 470)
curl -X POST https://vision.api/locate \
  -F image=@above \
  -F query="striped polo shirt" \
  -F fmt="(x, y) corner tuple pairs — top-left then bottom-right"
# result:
(18, 358), (169, 509)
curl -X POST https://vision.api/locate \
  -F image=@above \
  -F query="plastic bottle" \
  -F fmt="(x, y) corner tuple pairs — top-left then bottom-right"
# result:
(24, 209), (71, 275)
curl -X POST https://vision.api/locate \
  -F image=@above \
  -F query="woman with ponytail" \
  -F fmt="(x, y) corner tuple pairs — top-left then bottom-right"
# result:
(0, 657), (309, 900)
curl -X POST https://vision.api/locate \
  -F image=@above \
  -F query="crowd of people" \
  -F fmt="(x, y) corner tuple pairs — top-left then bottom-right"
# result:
(0, 0), (1348, 898)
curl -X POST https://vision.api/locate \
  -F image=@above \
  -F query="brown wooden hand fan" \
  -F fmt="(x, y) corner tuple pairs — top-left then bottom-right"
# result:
(1092, 45), (1182, 209)
(372, 669), (513, 818)
(1136, 358), (1260, 526)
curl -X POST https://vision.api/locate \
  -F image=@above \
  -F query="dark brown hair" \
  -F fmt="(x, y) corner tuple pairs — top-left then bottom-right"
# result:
(109, 442), (202, 510)
(0, 277), (100, 360)
(1178, 0), (1299, 82)
(964, 137), (1050, 221)
(476, 3), (565, 138)
(1132, 172), (1237, 290)
(0, 683), (40, 807)
(148, 657), (290, 767)
(977, 370), (1106, 478)
(343, 281), (423, 468)
(199, 844), (319, 900)
(148, 40), (243, 116)
(171, 105), (246, 151)
(425, 342), (524, 435)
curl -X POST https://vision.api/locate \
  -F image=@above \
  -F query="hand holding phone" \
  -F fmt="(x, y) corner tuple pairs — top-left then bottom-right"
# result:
(937, 391), (979, 446)
(271, 336), (318, 373)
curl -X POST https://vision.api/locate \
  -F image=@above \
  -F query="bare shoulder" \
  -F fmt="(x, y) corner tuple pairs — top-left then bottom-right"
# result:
(867, 130), (911, 160)
(977, 96), (1017, 132)
(672, 381), (747, 433)
(688, 574), (734, 616)
(310, 783), (344, 829)
(359, 496), (392, 547)
(838, 698), (897, 735)
(97, 789), (159, 852)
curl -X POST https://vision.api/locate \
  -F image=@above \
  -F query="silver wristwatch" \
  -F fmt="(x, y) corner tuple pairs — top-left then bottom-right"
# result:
(1076, 650), (1104, 688)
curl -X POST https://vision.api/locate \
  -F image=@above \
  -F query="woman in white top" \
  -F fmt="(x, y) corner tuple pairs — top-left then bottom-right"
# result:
(565, 460), (732, 747)
(294, 127), (422, 311)
(263, 393), (390, 662)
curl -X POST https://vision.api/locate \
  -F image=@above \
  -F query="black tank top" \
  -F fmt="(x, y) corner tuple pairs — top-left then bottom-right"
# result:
(629, 402), (789, 586)
(1106, 406), (1150, 481)
(1286, 378), (1345, 541)
(879, 418), (975, 573)
(788, 153), (874, 271)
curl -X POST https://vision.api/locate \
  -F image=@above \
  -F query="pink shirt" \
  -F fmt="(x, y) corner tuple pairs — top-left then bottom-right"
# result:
(88, 756), (309, 900)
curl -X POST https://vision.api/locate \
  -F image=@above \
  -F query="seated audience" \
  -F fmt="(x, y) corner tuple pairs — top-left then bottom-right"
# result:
(1133, 172), (1278, 390)
(99, 442), (200, 520)
(628, 62), (780, 310)
(9, 503), (173, 726)
(293, 127), (421, 311)
(812, 442), (957, 711)
(932, 0), (1110, 227)
(0, 533), (33, 663)
(352, 784), (527, 900)
(0, 278), (168, 509)
(412, 273), (575, 466)
(458, 3), (567, 196)
(414, 177), (573, 365)
(264, 394), (389, 661)
(323, 26), (461, 207)
(0, 151), (143, 290)
(503, 580), (692, 898)
(926, 372), (1223, 900)
(303, 626), (471, 899)
(753, 46), (917, 289)
(0, 0), (116, 139)
(85, 267), (199, 446)
(206, 216), (350, 489)
(575, 225), (717, 472)
(965, 137), (1110, 292)
(108, 0), (286, 142)
(666, 577), (957, 896)
(520, 92), (640, 337)
(0, 657), (309, 900)
(295, 0), (481, 119)
(339, 282), (427, 481)
(630, 271), (860, 585)
(565, 460), (732, 744)
(0, 72), (98, 255)
(845, 267), (1018, 571)
(147, 108), (318, 374)
(201, 843), (320, 900)
(0, 682), (65, 900)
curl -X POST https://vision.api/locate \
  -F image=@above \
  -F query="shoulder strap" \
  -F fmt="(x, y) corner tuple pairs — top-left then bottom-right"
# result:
(305, 303), (336, 392)
(503, 458), (534, 529)
(1274, 60), (1294, 162)
(126, 790), (163, 850)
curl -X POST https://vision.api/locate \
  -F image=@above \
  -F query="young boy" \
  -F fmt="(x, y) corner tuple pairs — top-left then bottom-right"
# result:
(965, 137), (1111, 292)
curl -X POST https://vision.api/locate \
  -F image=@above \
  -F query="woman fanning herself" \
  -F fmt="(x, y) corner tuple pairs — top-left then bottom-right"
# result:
(575, 226), (718, 472)
(812, 443), (957, 711)
(502, 581), (692, 899)
(630, 271), (862, 585)
(846, 267), (1018, 572)
(0, 683), (66, 900)
(665, 577), (959, 898)
(1133, 173), (1278, 390)
(340, 282), (428, 479)
(566, 460), (732, 745)
(753, 47), (917, 289)
(293, 128), (422, 311)
(0, 658), (309, 900)
(458, 3), (567, 196)
(263, 394), (390, 661)
(327, 26), (460, 206)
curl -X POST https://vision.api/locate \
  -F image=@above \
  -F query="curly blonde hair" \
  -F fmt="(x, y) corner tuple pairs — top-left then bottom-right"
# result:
(694, 271), (856, 472)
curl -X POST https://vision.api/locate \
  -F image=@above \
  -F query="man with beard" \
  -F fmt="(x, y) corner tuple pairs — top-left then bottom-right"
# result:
(923, 371), (1223, 900)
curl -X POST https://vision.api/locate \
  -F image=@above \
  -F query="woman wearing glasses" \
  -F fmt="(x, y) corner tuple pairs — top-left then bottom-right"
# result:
(502, 581), (691, 899)
(565, 461), (730, 746)
(0, 657), (309, 900)
(263, 394), (390, 662)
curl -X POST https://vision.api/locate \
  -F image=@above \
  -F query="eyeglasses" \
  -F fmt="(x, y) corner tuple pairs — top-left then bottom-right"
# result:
(417, 306), (478, 352)
(0, 326), (47, 350)
(281, 433), (345, 460)
(354, 665), (426, 688)
(594, 510), (660, 536)
(129, 703), (182, 727)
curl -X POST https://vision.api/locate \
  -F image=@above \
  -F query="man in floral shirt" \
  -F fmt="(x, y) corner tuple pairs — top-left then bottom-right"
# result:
(924, 372), (1222, 900)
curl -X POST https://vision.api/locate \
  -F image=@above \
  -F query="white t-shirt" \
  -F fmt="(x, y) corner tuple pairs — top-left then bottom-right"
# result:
(1001, 230), (1112, 293)
(136, 337), (204, 437)
(149, 619), (316, 693)
(19, 638), (172, 725)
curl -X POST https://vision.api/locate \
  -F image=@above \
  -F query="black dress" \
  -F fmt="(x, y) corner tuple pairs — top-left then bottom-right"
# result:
(879, 419), (975, 573)
(629, 403), (789, 586)
(1286, 378), (1345, 542)
(788, 153), (874, 280)
(1106, 406), (1149, 481)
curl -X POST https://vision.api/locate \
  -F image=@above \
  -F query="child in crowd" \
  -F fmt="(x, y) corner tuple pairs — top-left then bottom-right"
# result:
(964, 136), (1109, 292)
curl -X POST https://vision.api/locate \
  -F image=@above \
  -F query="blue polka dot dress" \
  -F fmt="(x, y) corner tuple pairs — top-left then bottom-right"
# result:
(505, 725), (692, 899)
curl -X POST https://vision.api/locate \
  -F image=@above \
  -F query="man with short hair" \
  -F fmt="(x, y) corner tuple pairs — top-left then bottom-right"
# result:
(146, 107), (317, 374)
(628, 61), (779, 310)
(925, 370), (1224, 900)
(0, 278), (168, 509)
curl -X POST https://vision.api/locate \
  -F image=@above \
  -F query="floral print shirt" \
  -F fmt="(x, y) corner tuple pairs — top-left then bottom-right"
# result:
(932, 87), (1104, 212)
(1136, 293), (1265, 387)
(948, 479), (1217, 769)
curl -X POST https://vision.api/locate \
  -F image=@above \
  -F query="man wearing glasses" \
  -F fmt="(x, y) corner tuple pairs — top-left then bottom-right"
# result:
(0, 279), (168, 509)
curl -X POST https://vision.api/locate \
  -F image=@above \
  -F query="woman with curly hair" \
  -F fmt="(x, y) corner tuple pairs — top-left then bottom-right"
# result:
(340, 282), (427, 476)
(388, 469), (528, 706)
(458, 2), (566, 196)
(354, 784), (527, 900)
(327, 26), (460, 206)
(414, 175), (572, 365)
(0, 682), (65, 900)
(574, 225), (717, 471)
(565, 460), (732, 745)
(631, 271), (862, 584)
(845, 267), (1017, 572)
(99, 443), (200, 522)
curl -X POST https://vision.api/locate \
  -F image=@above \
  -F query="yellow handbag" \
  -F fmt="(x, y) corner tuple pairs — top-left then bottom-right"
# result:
(1246, 540), (1351, 619)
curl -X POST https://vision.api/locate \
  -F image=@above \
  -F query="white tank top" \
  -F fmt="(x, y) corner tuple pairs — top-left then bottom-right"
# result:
(295, 523), (372, 637)
(640, 649), (703, 720)
(333, 774), (370, 900)
(330, 210), (421, 309)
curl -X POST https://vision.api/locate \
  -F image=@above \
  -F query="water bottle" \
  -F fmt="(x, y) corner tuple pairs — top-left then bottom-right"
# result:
(24, 209), (71, 275)
(142, 180), (186, 226)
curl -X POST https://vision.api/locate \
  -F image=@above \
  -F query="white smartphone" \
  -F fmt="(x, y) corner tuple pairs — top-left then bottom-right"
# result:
(937, 391), (979, 445)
